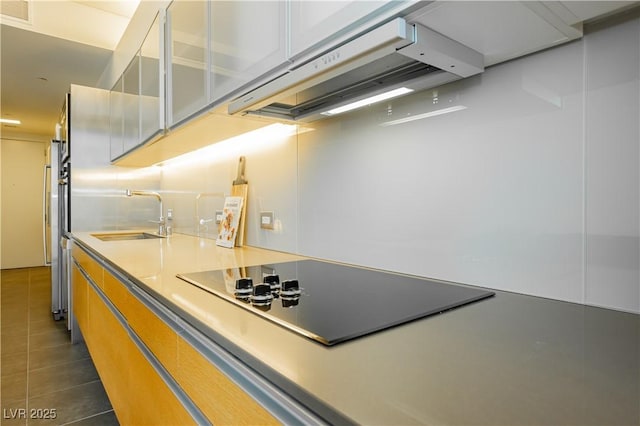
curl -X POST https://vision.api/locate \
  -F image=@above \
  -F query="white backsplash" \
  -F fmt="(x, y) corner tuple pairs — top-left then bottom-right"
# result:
(129, 12), (639, 313)
(298, 45), (587, 304)
(157, 127), (299, 253)
(584, 15), (640, 312)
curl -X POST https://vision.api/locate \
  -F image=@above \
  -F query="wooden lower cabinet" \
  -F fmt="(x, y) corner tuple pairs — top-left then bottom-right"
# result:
(72, 245), (103, 288)
(72, 257), (194, 425)
(175, 337), (280, 425)
(102, 271), (131, 319)
(126, 336), (196, 425)
(71, 245), (284, 425)
(126, 292), (178, 374)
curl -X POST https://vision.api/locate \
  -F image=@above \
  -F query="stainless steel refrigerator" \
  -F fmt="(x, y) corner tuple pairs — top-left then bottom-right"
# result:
(45, 92), (71, 327)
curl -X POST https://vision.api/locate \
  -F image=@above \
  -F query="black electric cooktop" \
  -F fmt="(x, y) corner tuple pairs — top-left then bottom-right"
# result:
(177, 260), (494, 346)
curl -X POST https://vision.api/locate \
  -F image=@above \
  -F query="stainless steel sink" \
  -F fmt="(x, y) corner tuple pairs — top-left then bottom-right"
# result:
(91, 232), (166, 241)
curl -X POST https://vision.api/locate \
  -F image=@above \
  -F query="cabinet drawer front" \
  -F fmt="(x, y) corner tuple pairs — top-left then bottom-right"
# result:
(128, 337), (197, 426)
(176, 337), (280, 425)
(72, 244), (103, 288)
(103, 271), (131, 320)
(71, 264), (89, 334)
(127, 293), (178, 373)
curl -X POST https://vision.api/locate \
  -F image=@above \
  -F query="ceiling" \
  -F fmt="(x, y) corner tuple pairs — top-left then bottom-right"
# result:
(0, 0), (139, 141)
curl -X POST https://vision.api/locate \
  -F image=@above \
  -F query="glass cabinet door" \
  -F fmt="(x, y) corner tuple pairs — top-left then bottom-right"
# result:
(209, 1), (288, 104)
(122, 54), (140, 154)
(289, 1), (393, 59)
(140, 13), (163, 143)
(109, 76), (124, 160)
(167, 0), (208, 127)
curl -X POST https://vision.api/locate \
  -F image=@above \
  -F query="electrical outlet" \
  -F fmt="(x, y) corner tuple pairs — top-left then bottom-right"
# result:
(260, 211), (274, 230)
(215, 210), (223, 224)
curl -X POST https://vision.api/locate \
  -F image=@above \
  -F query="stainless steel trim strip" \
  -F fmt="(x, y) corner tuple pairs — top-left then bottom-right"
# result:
(43, 164), (51, 266)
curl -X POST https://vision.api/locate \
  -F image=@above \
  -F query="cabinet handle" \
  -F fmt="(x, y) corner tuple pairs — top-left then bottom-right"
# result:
(43, 164), (52, 266)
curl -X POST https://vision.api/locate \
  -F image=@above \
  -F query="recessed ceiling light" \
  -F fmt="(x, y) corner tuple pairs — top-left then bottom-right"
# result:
(0, 118), (21, 125)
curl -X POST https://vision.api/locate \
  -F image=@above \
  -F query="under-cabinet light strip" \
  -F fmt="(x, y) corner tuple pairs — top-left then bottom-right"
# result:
(321, 87), (414, 116)
(155, 123), (298, 168)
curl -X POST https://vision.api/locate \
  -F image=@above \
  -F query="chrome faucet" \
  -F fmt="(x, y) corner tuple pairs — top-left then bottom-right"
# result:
(125, 189), (167, 236)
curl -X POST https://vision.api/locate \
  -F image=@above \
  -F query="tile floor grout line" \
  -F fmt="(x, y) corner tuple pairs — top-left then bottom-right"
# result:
(25, 268), (32, 417)
(27, 352), (92, 375)
(58, 409), (117, 426)
(26, 378), (104, 402)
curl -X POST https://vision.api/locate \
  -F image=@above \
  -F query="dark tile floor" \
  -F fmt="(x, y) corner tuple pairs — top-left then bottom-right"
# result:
(1, 267), (118, 425)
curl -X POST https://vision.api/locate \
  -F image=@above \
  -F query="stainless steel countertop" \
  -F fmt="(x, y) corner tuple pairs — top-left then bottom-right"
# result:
(73, 231), (640, 425)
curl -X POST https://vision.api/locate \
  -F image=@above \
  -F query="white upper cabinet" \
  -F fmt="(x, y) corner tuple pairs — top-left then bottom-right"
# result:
(110, 12), (164, 162)
(402, 1), (605, 67)
(289, 1), (415, 60)
(140, 13), (164, 144)
(547, 1), (637, 25)
(167, 0), (208, 128)
(210, 1), (288, 104)
(166, 0), (288, 126)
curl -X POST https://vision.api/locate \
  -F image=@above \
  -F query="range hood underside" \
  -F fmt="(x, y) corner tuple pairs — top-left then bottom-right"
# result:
(230, 18), (484, 123)
(254, 56), (443, 121)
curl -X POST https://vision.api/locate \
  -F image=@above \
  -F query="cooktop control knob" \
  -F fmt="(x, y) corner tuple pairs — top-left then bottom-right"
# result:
(250, 283), (273, 307)
(264, 274), (280, 292)
(280, 279), (301, 297)
(234, 278), (253, 296)
(253, 283), (270, 296)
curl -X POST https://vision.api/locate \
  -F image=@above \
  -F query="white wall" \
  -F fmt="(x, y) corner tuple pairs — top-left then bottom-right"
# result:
(296, 12), (639, 313)
(297, 42), (586, 303)
(0, 138), (47, 269)
(584, 14), (640, 311)
(158, 128), (298, 253)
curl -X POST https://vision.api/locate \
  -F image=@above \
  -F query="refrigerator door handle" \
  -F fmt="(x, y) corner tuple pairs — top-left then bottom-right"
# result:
(43, 164), (52, 266)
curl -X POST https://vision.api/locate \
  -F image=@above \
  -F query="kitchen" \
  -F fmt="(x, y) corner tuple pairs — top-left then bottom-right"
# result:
(1, 0), (640, 425)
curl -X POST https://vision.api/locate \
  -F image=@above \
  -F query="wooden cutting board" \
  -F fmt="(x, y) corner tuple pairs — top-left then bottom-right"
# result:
(230, 156), (248, 247)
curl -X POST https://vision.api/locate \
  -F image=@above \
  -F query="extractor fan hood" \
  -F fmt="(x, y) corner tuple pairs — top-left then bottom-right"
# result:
(228, 17), (484, 122)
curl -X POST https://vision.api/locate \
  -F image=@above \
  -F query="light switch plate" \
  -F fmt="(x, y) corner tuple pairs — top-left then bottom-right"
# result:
(260, 211), (274, 230)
